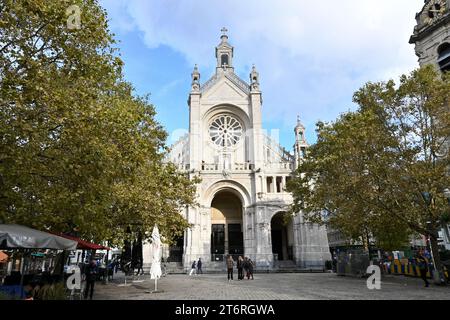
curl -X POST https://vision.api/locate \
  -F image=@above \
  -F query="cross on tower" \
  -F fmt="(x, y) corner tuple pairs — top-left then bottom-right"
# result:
(221, 27), (228, 36)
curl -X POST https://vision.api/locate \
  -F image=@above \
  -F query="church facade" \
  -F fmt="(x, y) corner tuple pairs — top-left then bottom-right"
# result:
(163, 30), (331, 271)
(410, 0), (450, 250)
(409, 0), (450, 73)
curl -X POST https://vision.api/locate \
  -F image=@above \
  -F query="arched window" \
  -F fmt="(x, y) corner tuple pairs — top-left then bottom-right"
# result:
(221, 54), (229, 67)
(437, 43), (450, 72)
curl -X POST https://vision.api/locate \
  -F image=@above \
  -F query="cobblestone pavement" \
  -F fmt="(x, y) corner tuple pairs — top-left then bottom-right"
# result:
(93, 272), (450, 300)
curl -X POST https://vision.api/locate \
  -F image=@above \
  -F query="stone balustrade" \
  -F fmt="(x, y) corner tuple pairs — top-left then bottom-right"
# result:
(263, 162), (294, 171)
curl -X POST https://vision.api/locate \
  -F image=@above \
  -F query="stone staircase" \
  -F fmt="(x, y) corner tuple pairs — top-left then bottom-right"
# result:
(143, 260), (326, 274)
(275, 260), (299, 273)
(143, 262), (185, 274)
(273, 260), (326, 273)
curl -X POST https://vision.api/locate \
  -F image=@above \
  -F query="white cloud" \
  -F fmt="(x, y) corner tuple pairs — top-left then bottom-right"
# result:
(101, 0), (424, 132)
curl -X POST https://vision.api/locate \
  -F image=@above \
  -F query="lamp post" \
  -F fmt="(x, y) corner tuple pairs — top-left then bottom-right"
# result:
(443, 188), (450, 251)
(422, 192), (446, 285)
(444, 188), (450, 204)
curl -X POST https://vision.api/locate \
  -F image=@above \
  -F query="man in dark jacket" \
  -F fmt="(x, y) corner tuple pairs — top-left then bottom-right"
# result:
(247, 258), (254, 280)
(84, 259), (98, 300)
(197, 258), (203, 274)
(416, 250), (429, 287)
(237, 256), (244, 280)
(226, 255), (234, 282)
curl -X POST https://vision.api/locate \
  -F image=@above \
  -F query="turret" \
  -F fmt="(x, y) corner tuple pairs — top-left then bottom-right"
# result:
(294, 115), (308, 168)
(215, 27), (234, 72)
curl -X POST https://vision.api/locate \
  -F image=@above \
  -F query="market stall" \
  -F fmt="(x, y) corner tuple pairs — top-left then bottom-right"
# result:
(54, 233), (111, 282)
(0, 224), (77, 299)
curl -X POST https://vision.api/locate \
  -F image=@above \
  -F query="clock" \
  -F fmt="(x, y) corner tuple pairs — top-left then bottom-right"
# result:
(423, 0), (447, 25)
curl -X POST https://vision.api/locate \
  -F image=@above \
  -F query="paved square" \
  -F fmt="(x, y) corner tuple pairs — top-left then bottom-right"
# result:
(93, 273), (450, 300)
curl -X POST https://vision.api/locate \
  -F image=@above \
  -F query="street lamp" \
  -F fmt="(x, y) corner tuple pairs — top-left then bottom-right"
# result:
(443, 188), (450, 204)
(421, 192), (446, 285)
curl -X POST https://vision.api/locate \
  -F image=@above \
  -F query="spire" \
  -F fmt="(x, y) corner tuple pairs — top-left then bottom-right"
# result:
(294, 114), (308, 168)
(216, 28), (234, 71)
(220, 27), (229, 42)
(295, 115), (305, 130)
(191, 64), (200, 92)
(250, 64), (260, 91)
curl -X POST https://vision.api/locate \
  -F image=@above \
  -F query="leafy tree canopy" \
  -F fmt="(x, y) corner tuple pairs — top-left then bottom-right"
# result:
(287, 66), (449, 253)
(0, 0), (199, 246)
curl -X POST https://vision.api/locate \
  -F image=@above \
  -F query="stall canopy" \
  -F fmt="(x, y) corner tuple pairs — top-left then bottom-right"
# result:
(0, 250), (8, 263)
(0, 224), (77, 250)
(55, 233), (110, 250)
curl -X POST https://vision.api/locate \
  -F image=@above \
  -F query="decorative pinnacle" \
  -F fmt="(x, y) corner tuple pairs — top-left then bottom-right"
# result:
(221, 27), (228, 36)
(296, 115), (305, 129)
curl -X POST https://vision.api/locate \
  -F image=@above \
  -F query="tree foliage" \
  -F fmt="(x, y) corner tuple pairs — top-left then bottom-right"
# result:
(287, 66), (450, 254)
(0, 0), (198, 246)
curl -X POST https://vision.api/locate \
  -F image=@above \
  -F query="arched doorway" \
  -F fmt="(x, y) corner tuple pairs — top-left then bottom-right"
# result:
(211, 190), (244, 261)
(167, 234), (184, 262)
(271, 212), (294, 261)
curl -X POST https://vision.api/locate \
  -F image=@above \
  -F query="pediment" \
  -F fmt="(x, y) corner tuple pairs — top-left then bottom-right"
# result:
(202, 76), (248, 100)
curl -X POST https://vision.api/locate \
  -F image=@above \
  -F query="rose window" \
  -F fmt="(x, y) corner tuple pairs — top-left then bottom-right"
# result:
(209, 115), (243, 147)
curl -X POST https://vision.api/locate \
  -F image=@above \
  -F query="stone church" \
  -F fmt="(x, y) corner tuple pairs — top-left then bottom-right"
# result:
(151, 29), (331, 272)
(410, 0), (450, 250)
(409, 0), (450, 73)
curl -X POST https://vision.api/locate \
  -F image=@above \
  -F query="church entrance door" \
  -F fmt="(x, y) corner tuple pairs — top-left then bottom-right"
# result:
(211, 191), (244, 261)
(271, 212), (294, 261)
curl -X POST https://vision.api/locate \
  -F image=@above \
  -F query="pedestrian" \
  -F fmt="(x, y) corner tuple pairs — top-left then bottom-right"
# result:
(248, 258), (254, 280)
(197, 258), (203, 275)
(135, 257), (144, 276)
(243, 257), (249, 279)
(189, 261), (197, 276)
(84, 259), (98, 300)
(416, 250), (430, 287)
(226, 255), (234, 282)
(237, 256), (244, 280)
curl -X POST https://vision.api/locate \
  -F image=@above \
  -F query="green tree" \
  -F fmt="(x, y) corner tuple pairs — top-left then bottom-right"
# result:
(287, 66), (449, 277)
(0, 0), (198, 246)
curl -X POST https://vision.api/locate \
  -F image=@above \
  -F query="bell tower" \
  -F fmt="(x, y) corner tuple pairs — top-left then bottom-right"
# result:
(409, 0), (450, 72)
(216, 27), (234, 72)
(294, 116), (308, 169)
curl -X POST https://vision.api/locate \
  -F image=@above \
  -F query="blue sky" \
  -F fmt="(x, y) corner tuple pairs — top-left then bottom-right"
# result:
(100, 0), (424, 151)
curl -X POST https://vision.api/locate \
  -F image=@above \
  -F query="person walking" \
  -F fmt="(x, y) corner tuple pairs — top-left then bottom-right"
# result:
(226, 255), (234, 282)
(247, 258), (254, 280)
(189, 261), (197, 276)
(416, 250), (430, 287)
(84, 259), (98, 300)
(197, 258), (203, 275)
(237, 256), (244, 280)
(243, 257), (250, 279)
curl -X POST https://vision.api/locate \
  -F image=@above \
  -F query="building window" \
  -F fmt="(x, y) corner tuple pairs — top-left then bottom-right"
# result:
(300, 147), (306, 158)
(209, 115), (243, 148)
(266, 177), (273, 193)
(276, 177), (282, 193)
(285, 176), (292, 186)
(221, 54), (229, 67)
(437, 43), (450, 72)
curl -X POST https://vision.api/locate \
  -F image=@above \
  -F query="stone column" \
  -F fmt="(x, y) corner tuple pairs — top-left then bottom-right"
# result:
(249, 90), (264, 170)
(243, 206), (251, 255)
(188, 92), (201, 171)
(254, 206), (272, 269)
(294, 212), (331, 269)
(200, 206), (211, 261)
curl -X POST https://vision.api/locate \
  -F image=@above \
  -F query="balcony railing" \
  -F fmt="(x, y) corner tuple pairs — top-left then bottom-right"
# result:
(201, 162), (255, 172)
(264, 162), (294, 171)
